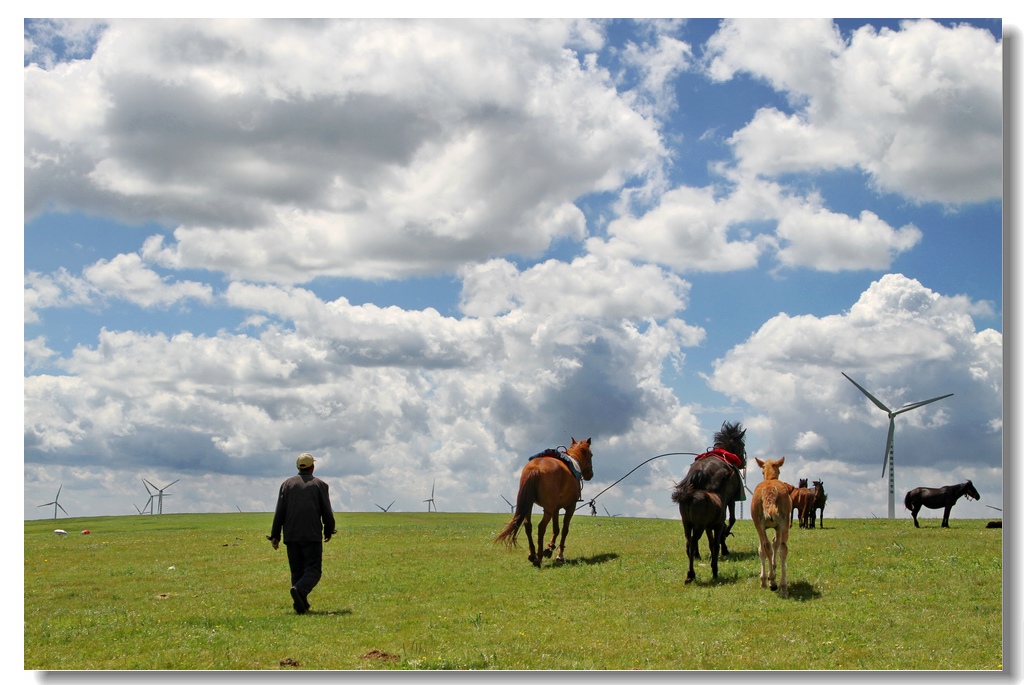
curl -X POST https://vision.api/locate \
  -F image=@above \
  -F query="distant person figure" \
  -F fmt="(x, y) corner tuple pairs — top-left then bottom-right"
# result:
(269, 453), (336, 614)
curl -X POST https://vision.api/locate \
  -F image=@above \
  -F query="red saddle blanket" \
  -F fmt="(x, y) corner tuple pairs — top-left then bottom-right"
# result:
(695, 448), (743, 469)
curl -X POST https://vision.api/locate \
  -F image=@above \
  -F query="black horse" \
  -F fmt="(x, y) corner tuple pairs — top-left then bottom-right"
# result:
(904, 480), (980, 528)
(671, 421), (746, 556)
(672, 468), (726, 583)
(811, 480), (827, 529)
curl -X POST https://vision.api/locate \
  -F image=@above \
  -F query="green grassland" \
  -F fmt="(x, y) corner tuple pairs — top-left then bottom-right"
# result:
(25, 512), (1001, 670)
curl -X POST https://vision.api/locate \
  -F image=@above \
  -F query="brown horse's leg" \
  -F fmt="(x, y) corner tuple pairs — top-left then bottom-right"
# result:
(535, 511), (553, 565)
(545, 510), (560, 558)
(555, 510), (574, 563)
(523, 513), (539, 565)
(776, 528), (788, 598)
(756, 528), (770, 589)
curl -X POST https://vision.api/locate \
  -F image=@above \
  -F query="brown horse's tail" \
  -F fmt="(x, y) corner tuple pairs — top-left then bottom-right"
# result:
(494, 470), (540, 548)
(761, 486), (780, 520)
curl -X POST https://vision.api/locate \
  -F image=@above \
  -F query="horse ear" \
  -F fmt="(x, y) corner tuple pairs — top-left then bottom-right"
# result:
(755, 458), (765, 467)
(777, 456), (785, 466)
(585, 437), (591, 446)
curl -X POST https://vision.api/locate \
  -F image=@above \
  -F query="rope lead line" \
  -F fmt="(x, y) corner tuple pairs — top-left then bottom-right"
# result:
(576, 452), (699, 512)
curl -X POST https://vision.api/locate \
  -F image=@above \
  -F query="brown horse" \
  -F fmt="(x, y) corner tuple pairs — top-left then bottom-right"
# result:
(751, 457), (792, 598)
(495, 438), (594, 567)
(672, 467), (726, 584)
(790, 481), (816, 529)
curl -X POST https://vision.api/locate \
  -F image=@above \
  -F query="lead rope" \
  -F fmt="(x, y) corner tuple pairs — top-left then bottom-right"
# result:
(575, 452), (700, 512)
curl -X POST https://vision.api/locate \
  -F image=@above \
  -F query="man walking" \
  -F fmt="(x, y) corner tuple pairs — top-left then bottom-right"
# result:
(269, 453), (336, 614)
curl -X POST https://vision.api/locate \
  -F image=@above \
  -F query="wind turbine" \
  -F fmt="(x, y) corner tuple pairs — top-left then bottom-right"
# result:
(423, 480), (436, 512)
(375, 500), (395, 512)
(143, 478), (179, 515)
(140, 479), (156, 514)
(603, 505), (621, 518)
(842, 372), (953, 519)
(501, 495), (515, 513)
(38, 485), (68, 520)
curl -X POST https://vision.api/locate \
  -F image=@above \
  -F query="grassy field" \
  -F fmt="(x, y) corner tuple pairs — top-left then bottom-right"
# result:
(24, 512), (1002, 670)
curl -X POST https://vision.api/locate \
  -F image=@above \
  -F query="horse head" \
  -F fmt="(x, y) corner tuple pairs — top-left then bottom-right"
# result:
(755, 456), (785, 481)
(964, 480), (981, 501)
(813, 479), (824, 493)
(798, 478), (808, 489)
(714, 421), (746, 466)
(568, 437), (594, 481)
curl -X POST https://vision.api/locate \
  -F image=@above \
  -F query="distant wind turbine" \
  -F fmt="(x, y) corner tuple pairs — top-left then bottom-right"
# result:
(140, 479), (157, 514)
(842, 372), (953, 519)
(603, 505), (621, 517)
(423, 480), (436, 512)
(143, 478), (179, 515)
(501, 495), (515, 513)
(375, 500), (395, 512)
(38, 485), (68, 520)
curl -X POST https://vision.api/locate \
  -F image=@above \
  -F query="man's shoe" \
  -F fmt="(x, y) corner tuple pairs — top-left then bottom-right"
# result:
(290, 587), (307, 614)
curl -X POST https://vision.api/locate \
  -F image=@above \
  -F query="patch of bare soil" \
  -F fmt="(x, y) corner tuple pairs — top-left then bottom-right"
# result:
(279, 657), (302, 667)
(361, 649), (399, 663)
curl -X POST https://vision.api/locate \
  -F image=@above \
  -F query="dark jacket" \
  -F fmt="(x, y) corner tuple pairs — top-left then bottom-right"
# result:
(270, 472), (336, 543)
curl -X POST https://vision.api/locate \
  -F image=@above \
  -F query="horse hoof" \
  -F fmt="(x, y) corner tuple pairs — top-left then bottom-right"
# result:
(685, 577), (694, 584)
(770, 583), (778, 591)
(543, 549), (553, 558)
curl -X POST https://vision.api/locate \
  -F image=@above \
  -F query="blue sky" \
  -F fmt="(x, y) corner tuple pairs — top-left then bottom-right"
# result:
(22, 17), (1007, 523)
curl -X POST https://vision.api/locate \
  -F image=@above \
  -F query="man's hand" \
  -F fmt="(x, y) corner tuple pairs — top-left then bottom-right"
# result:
(267, 535), (279, 550)
(325, 529), (337, 543)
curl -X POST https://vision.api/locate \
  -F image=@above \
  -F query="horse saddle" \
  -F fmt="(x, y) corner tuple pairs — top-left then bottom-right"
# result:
(529, 449), (585, 500)
(694, 449), (746, 500)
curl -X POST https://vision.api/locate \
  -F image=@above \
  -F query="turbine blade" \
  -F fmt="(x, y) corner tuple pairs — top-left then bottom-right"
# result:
(842, 372), (892, 413)
(55, 484), (62, 499)
(893, 393), (954, 415)
(143, 479), (156, 493)
(166, 479), (180, 488)
(882, 419), (895, 477)
(57, 502), (68, 516)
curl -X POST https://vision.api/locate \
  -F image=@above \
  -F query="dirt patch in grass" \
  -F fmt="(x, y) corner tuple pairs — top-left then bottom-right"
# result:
(361, 649), (399, 663)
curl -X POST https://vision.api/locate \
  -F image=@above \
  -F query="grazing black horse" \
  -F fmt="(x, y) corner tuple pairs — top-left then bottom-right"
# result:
(671, 421), (746, 556)
(904, 480), (980, 528)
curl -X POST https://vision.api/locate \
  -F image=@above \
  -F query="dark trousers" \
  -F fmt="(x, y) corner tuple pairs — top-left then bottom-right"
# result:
(285, 541), (323, 597)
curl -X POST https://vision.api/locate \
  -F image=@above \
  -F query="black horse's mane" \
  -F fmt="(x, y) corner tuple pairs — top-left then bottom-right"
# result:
(713, 421), (746, 465)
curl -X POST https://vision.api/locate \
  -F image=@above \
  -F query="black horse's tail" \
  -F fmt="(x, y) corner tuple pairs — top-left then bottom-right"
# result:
(672, 468), (709, 504)
(494, 471), (539, 548)
(904, 490), (914, 511)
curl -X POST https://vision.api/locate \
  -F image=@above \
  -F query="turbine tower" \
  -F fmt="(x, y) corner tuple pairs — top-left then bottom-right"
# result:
(842, 372), (953, 518)
(38, 485), (68, 520)
(143, 478), (179, 515)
